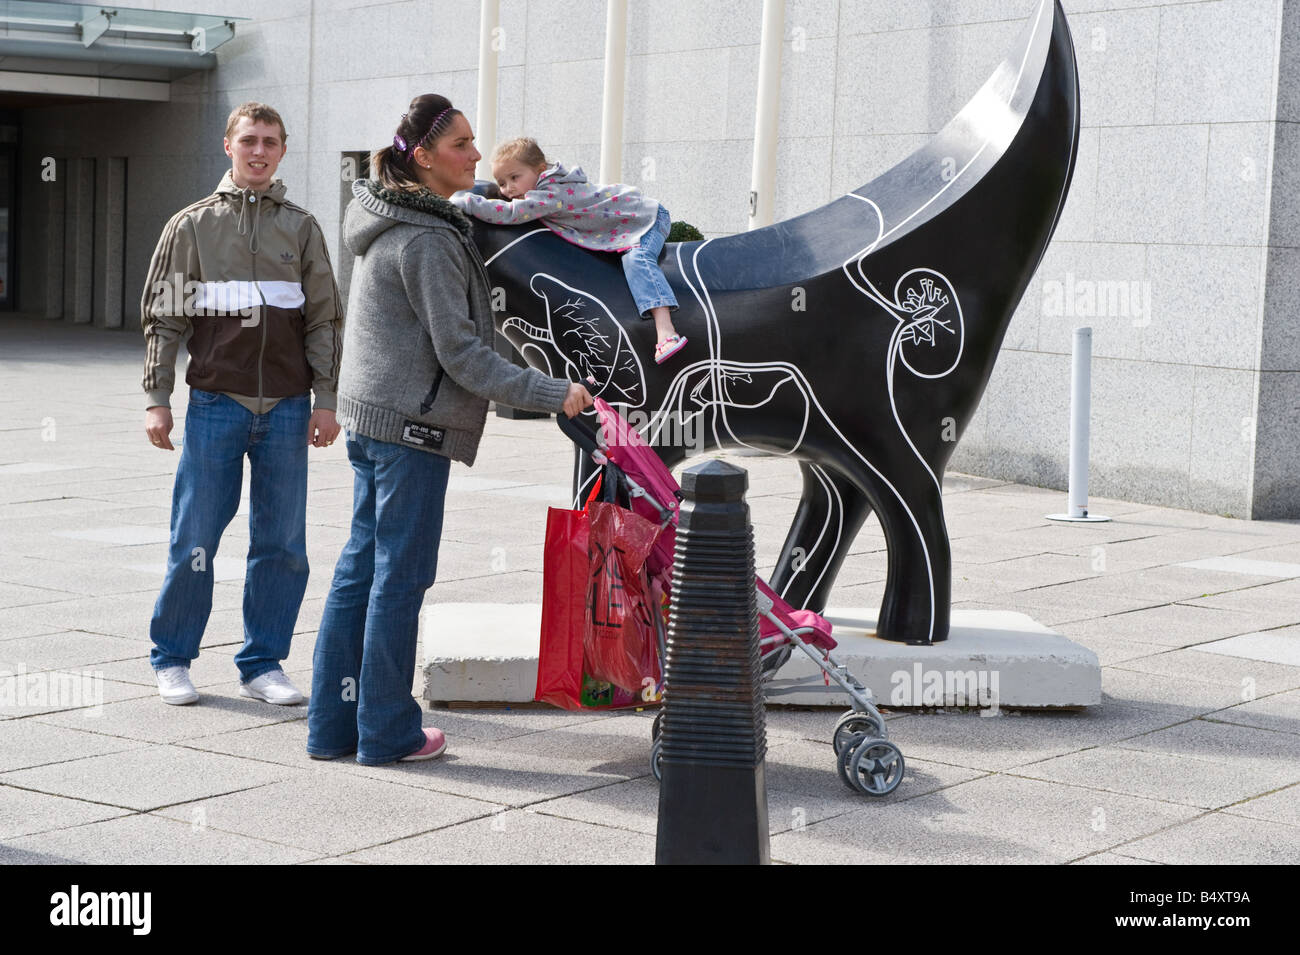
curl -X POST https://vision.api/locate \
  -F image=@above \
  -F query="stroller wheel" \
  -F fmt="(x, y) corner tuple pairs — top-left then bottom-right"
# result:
(832, 711), (885, 754)
(836, 731), (868, 792)
(650, 737), (664, 782)
(651, 711), (664, 742)
(848, 738), (905, 797)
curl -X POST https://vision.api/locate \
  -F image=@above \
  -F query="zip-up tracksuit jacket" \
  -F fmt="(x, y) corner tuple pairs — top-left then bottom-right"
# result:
(141, 170), (343, 414)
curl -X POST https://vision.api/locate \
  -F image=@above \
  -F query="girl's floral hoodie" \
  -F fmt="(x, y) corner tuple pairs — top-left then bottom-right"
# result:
(451, 163), (661, 253)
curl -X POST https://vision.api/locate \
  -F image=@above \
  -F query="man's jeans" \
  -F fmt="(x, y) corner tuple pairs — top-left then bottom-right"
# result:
(622, 204), (679, 317)
(307, 431), (450, 765)
(149, 389), (310, 683)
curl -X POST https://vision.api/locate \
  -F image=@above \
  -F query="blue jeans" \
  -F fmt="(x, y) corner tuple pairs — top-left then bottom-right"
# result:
(622, 204), (678, 318)
(306, 431), (450, 764)
(149, 389), (310, 683)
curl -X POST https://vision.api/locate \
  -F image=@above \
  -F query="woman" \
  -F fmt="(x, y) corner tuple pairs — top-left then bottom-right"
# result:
(306, 94), (592, 765)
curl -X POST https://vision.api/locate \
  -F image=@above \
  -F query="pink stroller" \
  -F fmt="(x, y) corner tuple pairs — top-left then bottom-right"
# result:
(557, 398), (904, 796)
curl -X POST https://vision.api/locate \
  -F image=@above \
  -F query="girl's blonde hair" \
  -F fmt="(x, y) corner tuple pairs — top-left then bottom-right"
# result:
(492, 137), (548, 171)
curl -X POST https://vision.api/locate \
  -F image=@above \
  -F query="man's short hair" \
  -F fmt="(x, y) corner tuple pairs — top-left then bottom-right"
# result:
(225, 102), (287, 144)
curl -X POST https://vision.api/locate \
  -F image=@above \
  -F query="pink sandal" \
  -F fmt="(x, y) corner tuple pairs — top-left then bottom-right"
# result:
(654, 335), (688, 364)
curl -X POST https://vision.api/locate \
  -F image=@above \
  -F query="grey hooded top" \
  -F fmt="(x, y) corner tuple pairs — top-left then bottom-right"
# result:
(336, 178), (569, 465)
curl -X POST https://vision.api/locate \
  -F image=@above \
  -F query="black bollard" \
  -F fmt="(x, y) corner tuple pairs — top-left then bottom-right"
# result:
(656, 459), (769, 865)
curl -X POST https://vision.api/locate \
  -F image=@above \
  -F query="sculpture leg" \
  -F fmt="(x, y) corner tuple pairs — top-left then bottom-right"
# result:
(865, 475), (952, 644)
(770, 462), (873, 613)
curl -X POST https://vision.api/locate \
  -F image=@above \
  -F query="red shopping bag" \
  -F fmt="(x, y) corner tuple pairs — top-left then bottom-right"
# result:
(583, 500), (662, 695)
(536, 494), (664, 710)
(536, 504), (590, 710)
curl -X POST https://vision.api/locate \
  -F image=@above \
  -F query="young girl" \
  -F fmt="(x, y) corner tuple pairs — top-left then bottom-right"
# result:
(452, 137), (688, 365)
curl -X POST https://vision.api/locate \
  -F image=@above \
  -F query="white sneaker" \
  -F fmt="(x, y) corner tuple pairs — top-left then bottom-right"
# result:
(240, 669), (304, 705)
(156, 666), (199, 705)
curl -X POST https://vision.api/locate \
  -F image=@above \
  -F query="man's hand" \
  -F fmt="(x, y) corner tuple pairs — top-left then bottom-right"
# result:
(309, 409), (341, 448)
(562, 382), (594, 419)
(145, 406), (175, 450)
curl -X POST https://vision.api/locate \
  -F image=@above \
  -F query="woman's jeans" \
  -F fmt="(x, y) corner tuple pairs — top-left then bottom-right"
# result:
(149, 388), (310, 683)
(622, 204), (679, 318)
(307, 431), (450, 764)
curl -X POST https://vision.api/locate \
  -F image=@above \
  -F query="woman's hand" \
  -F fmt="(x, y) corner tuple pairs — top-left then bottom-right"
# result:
(562, 382), (594, 419)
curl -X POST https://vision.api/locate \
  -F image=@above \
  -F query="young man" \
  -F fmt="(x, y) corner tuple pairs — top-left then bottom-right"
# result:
(141, 102), (343, 706)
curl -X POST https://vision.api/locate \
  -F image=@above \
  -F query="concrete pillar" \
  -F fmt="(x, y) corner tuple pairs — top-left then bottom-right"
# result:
(747, 0), (785, 230)
(44, 167), (65, 320)
(600, 0), (628, 185)
(475, 0), (500, 181)
(62, 158), (94, 325)
(99, 157), (127, 328)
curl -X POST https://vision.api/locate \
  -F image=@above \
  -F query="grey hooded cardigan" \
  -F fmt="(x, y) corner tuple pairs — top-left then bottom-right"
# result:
(336, 179), (569, 466)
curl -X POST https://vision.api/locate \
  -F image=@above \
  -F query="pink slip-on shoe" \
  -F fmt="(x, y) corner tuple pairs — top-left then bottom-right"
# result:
(399, 728), (448, 761)
(654, 335), (688, 364)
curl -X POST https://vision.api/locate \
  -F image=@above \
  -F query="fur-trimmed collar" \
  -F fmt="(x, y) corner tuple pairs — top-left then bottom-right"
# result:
(357, 179), (473, 237)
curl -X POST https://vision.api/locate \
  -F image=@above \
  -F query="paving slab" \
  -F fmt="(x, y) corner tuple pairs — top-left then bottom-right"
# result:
(1019, 722), (1300, 810)
(1053, 629), (1167, 666)
(1178, 555), (1300, 579)
(1195, 627), (1300, 667)
(0, 630), (152, 672)
(1221, 782), (1300, 828)
(1064, 564), (1278, 603)
(0, 785), (133, 840)
(0, 581), (76, 610)
(0, 555), (177, 598)
(1071, 851), (1160, 865)
(0, 719), (147, 773)
(1181, 585), (1300, 620)
(1100, 667), (1250, 716)
(530, 746), (977, 839)
(153, 774), (501, 855)
(1205, 689), (1300, 736)
(91, 650), (269, 690)
(1114, 716), (1300, 768)
(0, 812), (320, 864)
(1111, 812), (1300, 865)
(1110, 648), (1300, 697)
(0, 744), (304, 811)
(340, 808), (656, 865)
(34, 689), (307, 744)
(768, 774), (1202, 865)
(0, 671), (155, 720)
(11, 590), (174, 639)
(1054, 602), (1289, 648)
(873, 704), (1179, 772)
(342, 731), (647, 808)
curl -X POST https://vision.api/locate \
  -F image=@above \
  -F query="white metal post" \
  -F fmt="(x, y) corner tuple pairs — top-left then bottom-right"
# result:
(748, 0), (785, 230)
(600, 0), (628, 184)
(1048, 326), (1109, 523)
(475, 0), (500, 182)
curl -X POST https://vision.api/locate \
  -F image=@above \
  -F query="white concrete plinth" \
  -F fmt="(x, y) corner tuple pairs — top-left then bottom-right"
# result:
(774, 608), (1100, 708)
(421, 603), (543, 704)
(420, 603), (1101, 708)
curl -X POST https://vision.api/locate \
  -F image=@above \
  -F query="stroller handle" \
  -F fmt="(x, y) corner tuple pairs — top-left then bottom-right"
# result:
(556, 410), (602, 456)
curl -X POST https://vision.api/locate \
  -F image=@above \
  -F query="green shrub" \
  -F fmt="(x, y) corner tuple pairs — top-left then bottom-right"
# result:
(668, 220), (704, 242)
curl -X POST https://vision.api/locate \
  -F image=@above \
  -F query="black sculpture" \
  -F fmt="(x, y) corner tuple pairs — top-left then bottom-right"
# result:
(469, 0), (1080, 644)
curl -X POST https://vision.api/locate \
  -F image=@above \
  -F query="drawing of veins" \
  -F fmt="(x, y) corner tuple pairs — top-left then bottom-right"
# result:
(554, 297), (642, 404)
